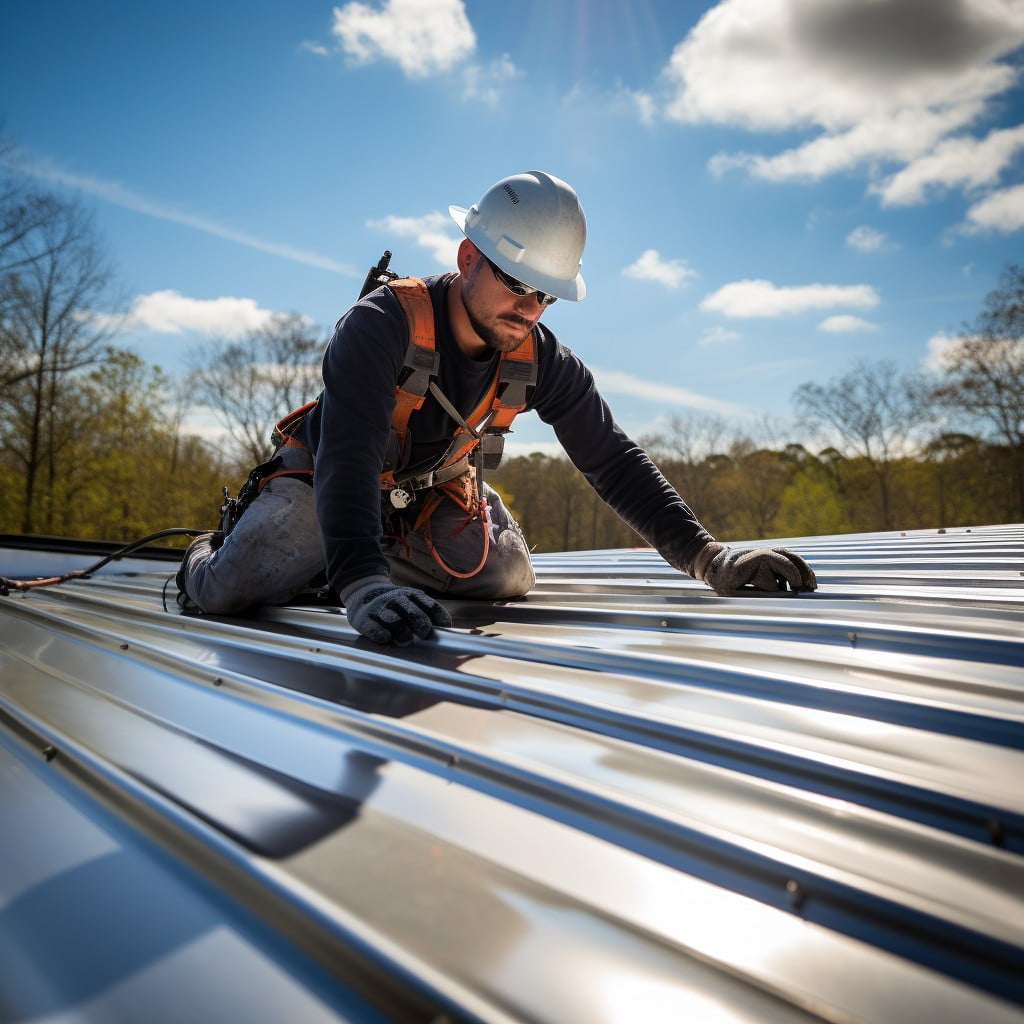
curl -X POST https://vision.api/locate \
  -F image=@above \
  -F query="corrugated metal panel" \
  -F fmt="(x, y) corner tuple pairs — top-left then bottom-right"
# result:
(1, 524), (1022, 1023)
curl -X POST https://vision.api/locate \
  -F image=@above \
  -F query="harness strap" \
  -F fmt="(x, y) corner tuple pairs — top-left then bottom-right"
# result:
(385, 278), (440, 487)
(265, 401), (315, 490)
(444, 333), (537, 470)
(272, 400), (317, 452)
(259, 467), (313, 489)
(395, 453), (472, 491)
(491, 349), (538, 427)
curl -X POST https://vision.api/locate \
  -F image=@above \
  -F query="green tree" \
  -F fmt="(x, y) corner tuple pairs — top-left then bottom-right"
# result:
(918, 432), (982, 528)
(718, 440), (798, 539)
(0, 345), (242, 542)
(777, 466), (850, 537)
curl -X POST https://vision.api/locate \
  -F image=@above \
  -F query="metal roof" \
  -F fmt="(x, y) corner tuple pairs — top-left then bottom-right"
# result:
(1, 524), (1023, 1023)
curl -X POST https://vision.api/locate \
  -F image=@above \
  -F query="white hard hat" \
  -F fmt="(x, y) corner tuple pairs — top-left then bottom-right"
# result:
(449, 171), (587, 301)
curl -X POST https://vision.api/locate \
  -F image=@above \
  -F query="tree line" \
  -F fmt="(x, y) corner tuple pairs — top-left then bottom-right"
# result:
(2, 150), (1022, 551)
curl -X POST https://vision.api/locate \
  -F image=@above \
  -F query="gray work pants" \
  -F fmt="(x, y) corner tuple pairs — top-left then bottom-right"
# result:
(179, 444), (535, 615)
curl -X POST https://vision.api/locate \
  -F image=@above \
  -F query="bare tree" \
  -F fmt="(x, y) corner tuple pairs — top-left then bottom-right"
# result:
(646, 412), (732, 526)
(187, 313), (324, 465)
(1, 193), (64, 280)
(0, 194), (118, 532)
(932, 264), (1024, 518)
(1, 139), (78, 387)
(0, 135), (65, 280)
(792, 359), (930, 530)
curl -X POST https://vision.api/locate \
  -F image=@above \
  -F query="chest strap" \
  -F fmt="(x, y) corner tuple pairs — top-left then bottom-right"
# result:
(383, 277), (536, 494)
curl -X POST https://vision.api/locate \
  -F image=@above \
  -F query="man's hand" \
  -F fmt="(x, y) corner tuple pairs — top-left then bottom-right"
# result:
(694, 542), (817, 596)
(342, 577), (452, 644)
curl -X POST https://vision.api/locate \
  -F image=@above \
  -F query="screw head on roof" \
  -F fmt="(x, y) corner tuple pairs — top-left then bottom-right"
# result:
(786, 879), (805, 911)
(987, 818), (1005, 847)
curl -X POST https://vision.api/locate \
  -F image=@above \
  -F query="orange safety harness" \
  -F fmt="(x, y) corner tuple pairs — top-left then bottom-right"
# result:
(264, 276), (537, 579)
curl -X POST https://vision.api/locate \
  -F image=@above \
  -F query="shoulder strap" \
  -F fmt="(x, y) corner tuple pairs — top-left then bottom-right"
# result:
(484, 333), (538, 431)
(384, 277), (440, 486)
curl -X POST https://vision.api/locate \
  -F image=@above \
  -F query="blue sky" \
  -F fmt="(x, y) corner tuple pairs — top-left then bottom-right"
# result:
(2, 0), (1024, 456)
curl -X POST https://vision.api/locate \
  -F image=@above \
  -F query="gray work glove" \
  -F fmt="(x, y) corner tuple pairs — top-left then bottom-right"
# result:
(693, 542), (817, 596)
(342, 577), (452, 644)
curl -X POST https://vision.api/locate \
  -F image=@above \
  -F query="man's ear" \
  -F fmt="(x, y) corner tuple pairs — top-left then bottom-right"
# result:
(457, 238), (479, 275)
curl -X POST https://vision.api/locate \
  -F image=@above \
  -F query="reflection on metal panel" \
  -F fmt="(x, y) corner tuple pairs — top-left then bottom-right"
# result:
(1, 524), (1022, 1023)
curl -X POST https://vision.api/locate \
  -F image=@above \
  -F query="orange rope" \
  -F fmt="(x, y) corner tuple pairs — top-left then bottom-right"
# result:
(424, 496), (491, 580)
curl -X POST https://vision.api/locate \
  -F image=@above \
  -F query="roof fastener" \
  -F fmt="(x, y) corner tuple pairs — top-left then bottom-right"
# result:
(786, 879), (805, 911)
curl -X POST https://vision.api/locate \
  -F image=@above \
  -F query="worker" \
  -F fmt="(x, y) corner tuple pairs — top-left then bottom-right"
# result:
(176, 171), (817, 643)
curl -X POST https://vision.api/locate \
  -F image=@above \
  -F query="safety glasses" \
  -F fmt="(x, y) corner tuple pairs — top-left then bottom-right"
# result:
(484, 255), (558, 307)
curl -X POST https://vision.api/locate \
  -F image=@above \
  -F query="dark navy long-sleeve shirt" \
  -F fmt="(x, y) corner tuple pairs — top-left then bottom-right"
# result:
(303, 273), (712, 594)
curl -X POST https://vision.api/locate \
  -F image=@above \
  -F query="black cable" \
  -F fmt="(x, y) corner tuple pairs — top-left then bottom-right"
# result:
(0, 527), (207, 595)
(161, 574), (175, 614)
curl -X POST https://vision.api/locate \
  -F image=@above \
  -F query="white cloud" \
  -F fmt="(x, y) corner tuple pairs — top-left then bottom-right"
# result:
(178, 407), (234, 444)
(700, 279), (880, 318)
(92, 291), (280, 338)
(621, 249), (696, 289)
(712, 106), (986, 184)
(502, 439), (565, 459)
(300, 40), (330, 57)
(818, 314), (878, 333)
(562, 81), (668, 125)
(6, 149), (355, 275)
(660, 0), (1024, 191)
(592, 367), (750, 418)
(874, 125), (1024, 205)
(962, 182), (1024, 233)
(367, 212), (460, 267)
(462, 54), (520, 105)
(627, 89), (657, 126)
(698, 325), (741, 347)
(332, 0), (475, 77)
(846, 225), (890, 252)
(923, 331), (1024, 382)
(923, 331), (964, 373)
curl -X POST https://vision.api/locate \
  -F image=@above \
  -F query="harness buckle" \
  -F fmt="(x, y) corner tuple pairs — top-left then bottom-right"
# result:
(478, 431), (506, 470)
(389, 487), (414, 509)
(396, 344), (441, 397)
(495, 359), (538, 407)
